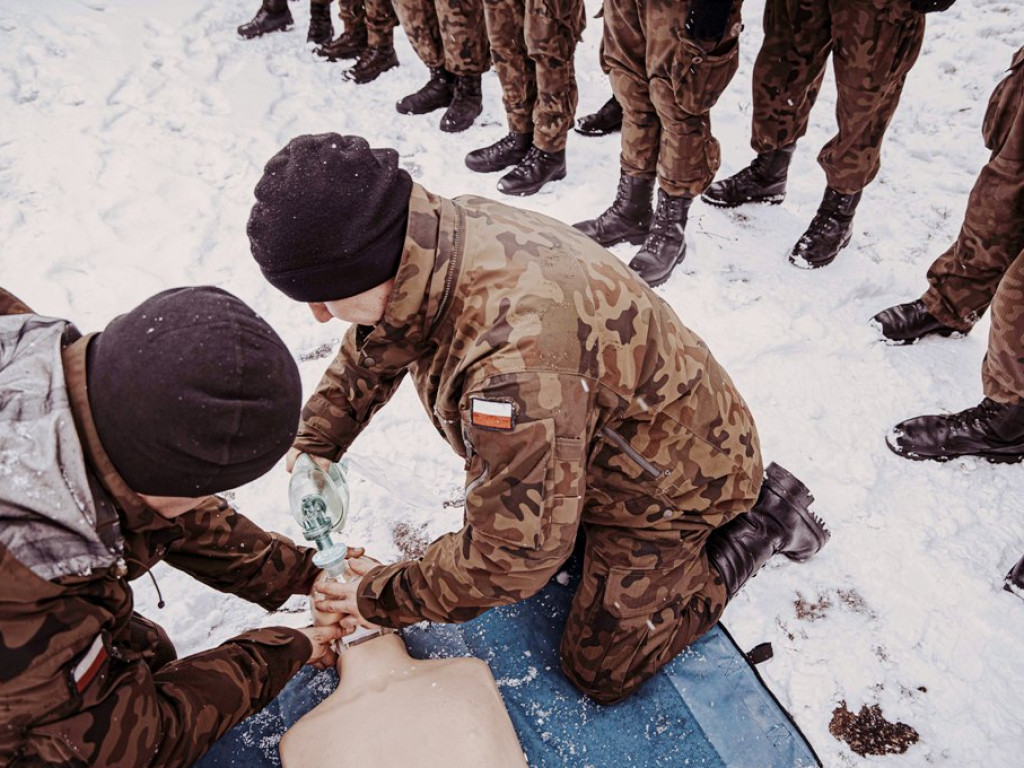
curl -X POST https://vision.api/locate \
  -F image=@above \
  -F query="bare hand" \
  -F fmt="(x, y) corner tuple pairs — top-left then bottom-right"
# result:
(297, 624), (353, 668)
(313, 577), (377, 630)
(285, 447), (333, 474)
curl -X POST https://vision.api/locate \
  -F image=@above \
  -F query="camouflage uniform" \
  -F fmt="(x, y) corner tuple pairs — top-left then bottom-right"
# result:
(0, 289), (321, 767)
(920, 46), (1024, 403)
(483, 0), (586, 153)
(394, 0), (490, 76)
(323, 0), (399, 47)
(751, 0), (926, 194)
(602, 0), (744, 197)
(293, 184), (763, 704)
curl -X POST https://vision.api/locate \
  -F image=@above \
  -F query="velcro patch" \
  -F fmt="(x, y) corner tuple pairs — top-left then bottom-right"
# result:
(470, 398), (515, 431)
(73, 634), (108, 693)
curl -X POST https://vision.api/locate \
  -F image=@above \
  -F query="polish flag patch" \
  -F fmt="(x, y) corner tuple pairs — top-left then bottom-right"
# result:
(73, 634), (108, 693)
(470, 398), (515, 431)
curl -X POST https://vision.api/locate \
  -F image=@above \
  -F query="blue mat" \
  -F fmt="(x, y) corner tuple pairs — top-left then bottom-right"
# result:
(403, 568), (821, 768)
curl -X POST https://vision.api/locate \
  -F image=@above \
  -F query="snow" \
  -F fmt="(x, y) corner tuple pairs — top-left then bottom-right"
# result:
(2, 0), (1023, 765)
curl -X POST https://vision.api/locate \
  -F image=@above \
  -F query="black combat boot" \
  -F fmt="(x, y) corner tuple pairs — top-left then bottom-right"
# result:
(497, 146), (566, 196)
(238, 0), (294, 39)
(574, 172), (655, 247)
(344, 44), (398, 84)
(465, 132), (533, 173)
(575, 95), (623, 137)
(396, 67), (455, 114)
(707, 463), (830, 599)
(316, 27), (368, 60)
(886, 398), (1024, 463)
(440, 75), (483, 133)
(628, 190), (691, 287)
(1005, 553), (1024, 599)
(789, 187), (862, 269)
(871, 299), (962, 345)
(702, 145), (796, 208)
(307, 2), (334, 45)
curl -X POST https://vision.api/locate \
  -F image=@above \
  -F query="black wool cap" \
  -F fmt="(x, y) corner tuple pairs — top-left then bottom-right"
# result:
(247, 133), (413, 303)
(86, 286), (302, 497)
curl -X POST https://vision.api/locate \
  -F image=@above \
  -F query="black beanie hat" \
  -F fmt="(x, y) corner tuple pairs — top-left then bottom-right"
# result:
(247, 133), (413, 303)
(86, 286), (302, 497)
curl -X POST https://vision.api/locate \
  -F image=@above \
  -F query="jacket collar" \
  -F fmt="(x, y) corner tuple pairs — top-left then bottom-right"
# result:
(357, 184), (464, 369)
(61, 334), (175, 536)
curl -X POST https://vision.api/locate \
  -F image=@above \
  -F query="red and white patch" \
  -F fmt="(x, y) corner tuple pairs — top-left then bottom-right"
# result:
(470, 398), (515, 431)
(73, 634), (108, 693)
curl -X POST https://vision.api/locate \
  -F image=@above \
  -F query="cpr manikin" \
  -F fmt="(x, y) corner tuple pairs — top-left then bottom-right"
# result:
(283, 455), (524, 766)
(280, 628), (527, 768)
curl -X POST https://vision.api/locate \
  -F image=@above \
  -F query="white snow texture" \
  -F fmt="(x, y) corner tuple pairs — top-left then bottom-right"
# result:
(1, 1), (1022, 766)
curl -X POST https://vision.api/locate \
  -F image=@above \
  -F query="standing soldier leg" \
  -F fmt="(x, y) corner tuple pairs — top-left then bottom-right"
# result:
(365, 0), (399, 50)
(886, 53), (1024, 464)
(629, 0), (742, 287)
(576, 14), (624, 137)
(308, 0), (335, 44)
(317, 0), (370, 61)
(394, 0), (459, 119)
(873, 47), (1024, 345)
(791, 1), (925, 269)
(572, 0), (658, 251)
(465, 0), (536, 174)
(702, 0), (831, 208)
(344, 0), (400, 82)
(435, 0), (490, 132)
(496, 0), (585, 196)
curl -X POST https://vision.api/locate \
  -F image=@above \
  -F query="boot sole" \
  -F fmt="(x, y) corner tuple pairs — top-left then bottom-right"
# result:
(788, 230), (852, 270)
(701, 194), (785, 209)
(641, 246), (688, 289)
(440, 106), (483, 134)
(574, 125), (622, 137)
(238, 22), (294, 39)
(885, 437), (1024, 465)
(498, 169), (567, 197)
(397, 102), (451, 116)
(465, 154), (528, 174)
(763, 462), (830, 561)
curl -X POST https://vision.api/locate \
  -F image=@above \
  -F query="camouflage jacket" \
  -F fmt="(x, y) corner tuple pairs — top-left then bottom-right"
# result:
(293, 185), (763, 628)
(0, 287), (321, 768)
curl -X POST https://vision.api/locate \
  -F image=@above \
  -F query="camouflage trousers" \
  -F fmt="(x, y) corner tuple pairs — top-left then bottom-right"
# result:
(559, 522), (733, 704)
(922, 47), (1024, 403)
(394, 0), (489, 76)
(483, 0), (585, 153)
(313, 0), (398, 47)
(751, 0), (925, 194)
(602, 0), (744, 197)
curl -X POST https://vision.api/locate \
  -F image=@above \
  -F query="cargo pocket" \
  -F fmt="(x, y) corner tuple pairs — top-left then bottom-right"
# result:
(670, 37), (740, 116)
(465, 418), (558, 550)
(589, 565), (682, 698)
(982, 54), (1024, 154)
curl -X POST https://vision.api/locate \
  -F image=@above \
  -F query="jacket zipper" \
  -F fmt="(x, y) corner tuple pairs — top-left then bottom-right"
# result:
(431, 206), (462, 332)
(601, 426), (665, 479)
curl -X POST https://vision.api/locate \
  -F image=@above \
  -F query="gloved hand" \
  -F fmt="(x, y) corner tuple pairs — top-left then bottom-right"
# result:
(685, 0), (735, 45)
(910, 0), (956, 12)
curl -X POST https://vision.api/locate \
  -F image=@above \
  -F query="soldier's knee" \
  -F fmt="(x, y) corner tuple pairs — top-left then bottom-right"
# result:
(560, 656), (636, 705)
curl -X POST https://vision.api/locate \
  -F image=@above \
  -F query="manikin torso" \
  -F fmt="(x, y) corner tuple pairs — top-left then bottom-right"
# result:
(280, 632), (527, 768)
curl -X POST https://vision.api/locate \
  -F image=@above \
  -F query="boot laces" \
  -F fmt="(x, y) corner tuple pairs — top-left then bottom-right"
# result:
(949, 398), (1003, 432)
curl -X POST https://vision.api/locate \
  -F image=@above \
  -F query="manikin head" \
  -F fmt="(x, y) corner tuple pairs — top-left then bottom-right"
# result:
(85, 286), (302, 516)
(247, 134), (412, 325)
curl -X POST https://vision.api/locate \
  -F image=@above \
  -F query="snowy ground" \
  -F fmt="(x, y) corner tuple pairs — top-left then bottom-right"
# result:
(2, 0), (1023, 765)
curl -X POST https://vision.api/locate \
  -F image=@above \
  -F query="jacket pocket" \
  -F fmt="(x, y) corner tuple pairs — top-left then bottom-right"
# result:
(982, 52), (1024, 154)
(670, 37), (740, 116)
(465, 418), (561, 550)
